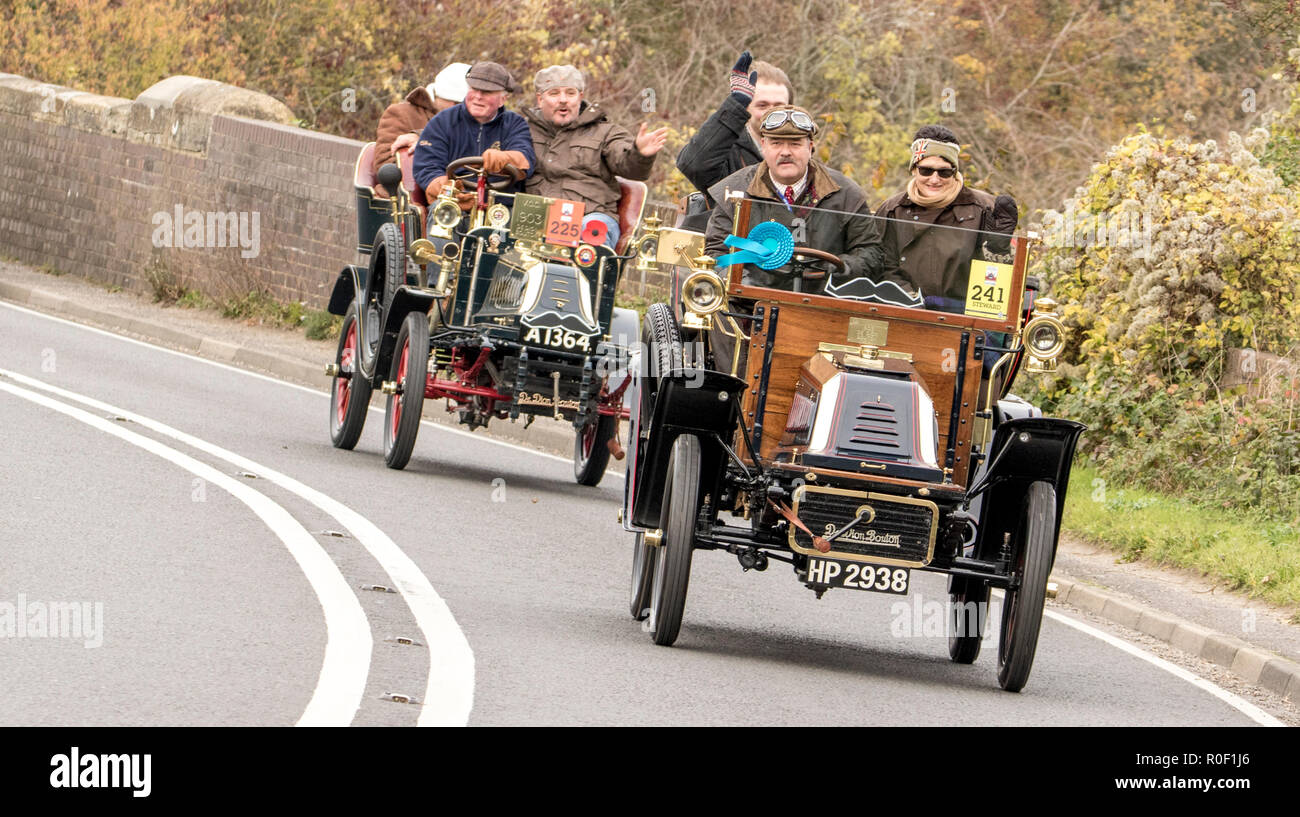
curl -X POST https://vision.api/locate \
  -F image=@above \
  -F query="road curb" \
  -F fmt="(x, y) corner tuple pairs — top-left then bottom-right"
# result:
(0, 281), (580, 457)
(1052, 575), (1300, 704)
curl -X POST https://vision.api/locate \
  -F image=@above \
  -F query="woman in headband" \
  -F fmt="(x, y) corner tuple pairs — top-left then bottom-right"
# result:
(873, 125), (1018, 311)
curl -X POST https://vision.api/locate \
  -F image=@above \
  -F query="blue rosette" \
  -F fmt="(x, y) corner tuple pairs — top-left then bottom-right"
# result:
(715, 221), (794, 270)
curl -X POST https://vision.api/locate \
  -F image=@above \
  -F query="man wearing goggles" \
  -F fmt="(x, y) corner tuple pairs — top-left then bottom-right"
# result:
(703, 104), (904, 297)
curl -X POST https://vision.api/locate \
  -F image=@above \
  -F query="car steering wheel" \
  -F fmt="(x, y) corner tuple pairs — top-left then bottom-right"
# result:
(446, 155), (526, 192)
(789, 246), (847, 280)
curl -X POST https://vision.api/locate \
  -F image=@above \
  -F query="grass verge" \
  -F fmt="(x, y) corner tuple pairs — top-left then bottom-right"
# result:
(1063, 464), (1300, 616)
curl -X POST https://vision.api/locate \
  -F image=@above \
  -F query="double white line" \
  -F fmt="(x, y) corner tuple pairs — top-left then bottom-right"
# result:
(0, 366), (473, 727)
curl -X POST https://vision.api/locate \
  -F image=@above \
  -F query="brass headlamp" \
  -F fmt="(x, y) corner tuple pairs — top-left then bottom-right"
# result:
(1023, 296), (1065, 373)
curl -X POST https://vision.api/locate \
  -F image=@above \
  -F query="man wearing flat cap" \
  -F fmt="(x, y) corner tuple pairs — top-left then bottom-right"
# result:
(705, 105), (908, 300)
(413, 60), (536, 209)
(523, 64), (668, 248)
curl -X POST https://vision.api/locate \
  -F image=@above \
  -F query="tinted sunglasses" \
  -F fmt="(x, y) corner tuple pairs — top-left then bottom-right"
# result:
(762, 108), (815, 133)
(916, 165), (957, 178)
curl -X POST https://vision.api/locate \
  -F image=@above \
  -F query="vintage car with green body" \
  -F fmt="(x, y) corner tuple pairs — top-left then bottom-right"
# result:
(324, 143), (645, 484)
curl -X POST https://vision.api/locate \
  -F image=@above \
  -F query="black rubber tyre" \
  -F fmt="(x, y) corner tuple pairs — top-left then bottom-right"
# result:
(996, 480), (1056, 692)
(383, 311), (429, 470)
(629, 530), (656, 621)
(947, 575), (991, 664)
(371, 222), (407, 312)
(645, 302), (683, 377)
(647, 433), (700, 646)
(574, 412), (617, 486)
(329, 302), (372, 450)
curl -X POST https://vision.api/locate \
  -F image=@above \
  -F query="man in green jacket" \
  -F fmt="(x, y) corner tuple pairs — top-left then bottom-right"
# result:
(523, 64), (668, 249)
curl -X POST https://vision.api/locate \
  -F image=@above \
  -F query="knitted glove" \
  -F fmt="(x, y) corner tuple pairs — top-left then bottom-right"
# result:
(729, 50), (755, 102)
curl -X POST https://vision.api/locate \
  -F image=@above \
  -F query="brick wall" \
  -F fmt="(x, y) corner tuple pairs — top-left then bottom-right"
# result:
(0, 73), (670, 309)
(0, 74), (359, 309)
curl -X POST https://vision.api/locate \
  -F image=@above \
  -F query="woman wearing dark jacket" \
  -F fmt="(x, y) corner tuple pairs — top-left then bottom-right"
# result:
(872, 125), (1018, 311)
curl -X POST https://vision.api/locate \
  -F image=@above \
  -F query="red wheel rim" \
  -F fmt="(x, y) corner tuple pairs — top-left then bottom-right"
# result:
(336, 321), (357, 427)
(391, 337), (409, 440)
(580, 421), (596, 460)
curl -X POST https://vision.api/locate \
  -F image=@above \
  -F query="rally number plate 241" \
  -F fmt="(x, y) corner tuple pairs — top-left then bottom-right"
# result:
(805, 557), (910, 595)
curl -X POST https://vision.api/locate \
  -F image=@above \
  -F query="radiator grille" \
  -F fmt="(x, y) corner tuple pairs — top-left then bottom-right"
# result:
(789, 487), (936, 566)
(485, 267), (527, 310)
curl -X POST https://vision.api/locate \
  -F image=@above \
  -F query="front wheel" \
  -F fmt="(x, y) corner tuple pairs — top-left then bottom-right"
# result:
(329, 302), (372, 449)
(383, 311), (429, 470)
(996, 480), (1056, 691)
(573, 412), (617, 486)
(647, 433), (700, 646)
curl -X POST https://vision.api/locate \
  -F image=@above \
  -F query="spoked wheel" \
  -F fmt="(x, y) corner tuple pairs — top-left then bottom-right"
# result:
(996, 480), (1056, 692)
(646, 433), (700, 646)
(383, 311), (429, 470)
(573, 412), (617, 486)
(947, 575), (991, 664)
(629, 530), (656, 621)
(329, 302), (372, 449)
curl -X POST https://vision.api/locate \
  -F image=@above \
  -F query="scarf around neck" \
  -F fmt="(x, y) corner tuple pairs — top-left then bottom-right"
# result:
(907, 173), (964, 209)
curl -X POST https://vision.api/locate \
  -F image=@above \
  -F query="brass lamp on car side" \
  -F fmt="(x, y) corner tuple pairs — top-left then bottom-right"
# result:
(1023, 296), (1066, 373)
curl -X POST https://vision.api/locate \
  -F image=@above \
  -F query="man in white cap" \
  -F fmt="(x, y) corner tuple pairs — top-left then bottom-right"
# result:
(523, 64), (667, 248)
(372, 62), (470, 182)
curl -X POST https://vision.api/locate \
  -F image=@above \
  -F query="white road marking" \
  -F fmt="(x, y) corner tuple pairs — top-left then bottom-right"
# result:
(1041, 609), (1284, 726)
(0, 378), (372, 727)
(0, 301), (620, 476)
(986, 588), (1283, 726)
(0, 366), (474, 726)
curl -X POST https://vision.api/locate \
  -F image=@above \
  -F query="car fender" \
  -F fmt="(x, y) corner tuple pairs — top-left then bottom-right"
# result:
(630, 369), (745, 529)
(967, 417), (1086, 567)
(327, 265), (365, 316)
(375, 287), (437, 378)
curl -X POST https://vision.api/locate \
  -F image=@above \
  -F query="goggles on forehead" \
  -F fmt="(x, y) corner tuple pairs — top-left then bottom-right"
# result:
(761, 108), (815, 133)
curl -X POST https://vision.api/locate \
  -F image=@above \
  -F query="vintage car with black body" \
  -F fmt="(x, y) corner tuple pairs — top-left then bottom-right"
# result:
(622, 196), (1083, 691)
(324, 143), (644, 484)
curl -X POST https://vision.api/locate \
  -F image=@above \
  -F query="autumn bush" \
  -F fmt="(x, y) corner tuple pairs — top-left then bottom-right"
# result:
(1030, 127), (1300, 523)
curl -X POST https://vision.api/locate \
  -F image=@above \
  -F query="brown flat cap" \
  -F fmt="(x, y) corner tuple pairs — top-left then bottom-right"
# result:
(466, 61), (517, 93)
(534, 64), (585, 93)
(759, 104), (819, 138)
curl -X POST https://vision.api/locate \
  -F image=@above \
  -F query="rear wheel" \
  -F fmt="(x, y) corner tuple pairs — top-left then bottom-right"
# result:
(947, 575), (990, 664)
(329, 302), (371, 450)
(383, 311), (429, 470)
(573, 412), (616, 486)
(996, 481), (1056, 691)
(647, 433), (700, 646)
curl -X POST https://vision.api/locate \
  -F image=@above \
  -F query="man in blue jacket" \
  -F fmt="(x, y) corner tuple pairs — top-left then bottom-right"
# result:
(413, 61), (535, 209)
